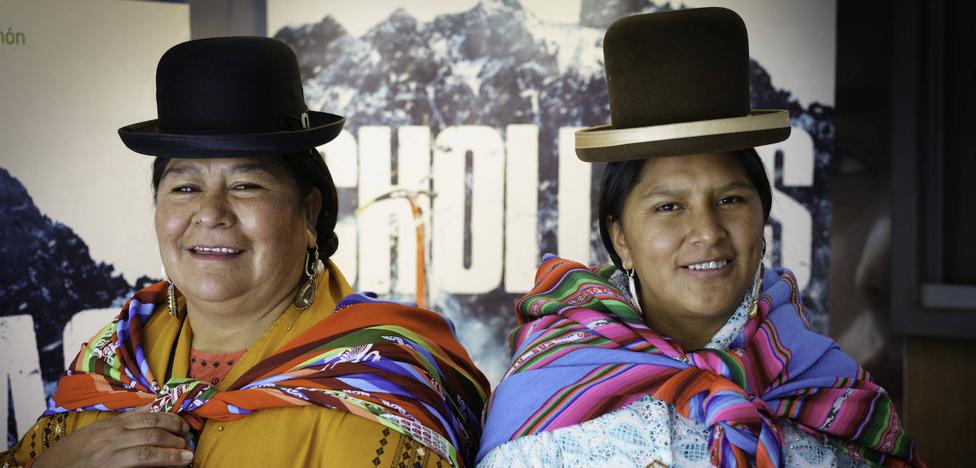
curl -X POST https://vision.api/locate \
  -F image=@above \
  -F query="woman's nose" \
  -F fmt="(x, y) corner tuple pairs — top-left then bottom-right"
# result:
(193, 191), (234, 228)
(688, 208), (727, 246)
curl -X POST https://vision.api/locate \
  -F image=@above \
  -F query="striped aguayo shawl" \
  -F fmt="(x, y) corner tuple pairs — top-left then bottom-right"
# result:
(479, 256), (921, 467)
(45, 283), (489, 467)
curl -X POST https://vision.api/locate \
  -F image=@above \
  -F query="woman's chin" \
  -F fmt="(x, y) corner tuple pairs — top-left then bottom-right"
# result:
(676, 280), (750, 314)
(676, 297), (742, 320)
(179, 284), (246, 307)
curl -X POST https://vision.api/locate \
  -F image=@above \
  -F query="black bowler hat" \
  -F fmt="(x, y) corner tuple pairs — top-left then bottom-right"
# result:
(575, 8), (791, 162)
(119, 36), (344, 158)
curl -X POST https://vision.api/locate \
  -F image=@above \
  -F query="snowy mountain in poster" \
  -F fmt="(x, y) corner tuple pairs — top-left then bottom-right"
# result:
(0, 169), (136, 378)
(0, 168), (152, 444)
(273, 0), (834, 381)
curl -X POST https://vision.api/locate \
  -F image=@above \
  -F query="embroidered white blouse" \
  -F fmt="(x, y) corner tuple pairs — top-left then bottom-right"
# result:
(477, 270), (868, 468)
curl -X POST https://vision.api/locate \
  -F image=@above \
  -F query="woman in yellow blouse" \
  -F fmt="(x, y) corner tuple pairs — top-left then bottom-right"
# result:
(2, 37), (487, 468)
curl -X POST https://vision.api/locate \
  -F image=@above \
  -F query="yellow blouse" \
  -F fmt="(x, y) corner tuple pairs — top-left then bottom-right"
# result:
(1, 262), (449, 467)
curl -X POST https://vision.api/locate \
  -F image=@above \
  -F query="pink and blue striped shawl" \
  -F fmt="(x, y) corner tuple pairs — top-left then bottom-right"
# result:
(478, 256), (921, 467)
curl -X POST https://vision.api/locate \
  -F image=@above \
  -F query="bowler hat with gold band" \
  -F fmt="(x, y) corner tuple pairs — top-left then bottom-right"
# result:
(575, 7), (791, 163)
(118, 36), (344, 158)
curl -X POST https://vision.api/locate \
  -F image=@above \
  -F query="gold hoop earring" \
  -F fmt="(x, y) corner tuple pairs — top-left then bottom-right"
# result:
(294, 246), (325, 311)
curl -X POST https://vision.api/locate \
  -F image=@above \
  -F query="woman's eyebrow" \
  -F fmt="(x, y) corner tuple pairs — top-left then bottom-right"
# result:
(638, 180), (754, 199)
(162, 163), (277, 179)
(639, 187), (685, 200)
(161, 164), (200, 179)
(715, 180), (755, 192)
(227, 163), (278, 177)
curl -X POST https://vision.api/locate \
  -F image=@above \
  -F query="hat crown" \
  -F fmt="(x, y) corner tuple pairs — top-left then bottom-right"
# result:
(604, 7), (750, 129)
(155, 37), (309, 134)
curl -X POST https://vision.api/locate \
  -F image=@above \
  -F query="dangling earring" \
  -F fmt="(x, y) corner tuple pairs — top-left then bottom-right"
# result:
(627, 268), (643, 314)
(294, 246), (325, 311)
(167, 283), (179, 318)
(748, 241), (767, 319)
(162, 267), (180, 319)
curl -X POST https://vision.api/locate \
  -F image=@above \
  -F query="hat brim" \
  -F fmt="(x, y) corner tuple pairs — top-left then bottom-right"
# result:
(575, 109), (790, 162)
(118, 111), (345, 158)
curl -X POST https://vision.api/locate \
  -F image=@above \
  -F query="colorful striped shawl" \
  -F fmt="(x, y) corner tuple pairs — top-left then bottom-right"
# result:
(46, 282), (489, 467)
(478, 256), (921, 467)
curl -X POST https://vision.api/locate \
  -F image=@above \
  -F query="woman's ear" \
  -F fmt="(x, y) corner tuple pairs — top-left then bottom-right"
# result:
(609, 217), (633, 270)
(304, 188), (323, 249)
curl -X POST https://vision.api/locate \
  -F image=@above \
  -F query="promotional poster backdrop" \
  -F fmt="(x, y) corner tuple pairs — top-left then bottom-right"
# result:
(267, 0), (836, 383)
(0, 0), (842, 448)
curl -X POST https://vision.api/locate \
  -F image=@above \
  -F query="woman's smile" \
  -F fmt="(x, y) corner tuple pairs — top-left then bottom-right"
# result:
(188, 244), (246, 261)
(680, 257), (735, 279)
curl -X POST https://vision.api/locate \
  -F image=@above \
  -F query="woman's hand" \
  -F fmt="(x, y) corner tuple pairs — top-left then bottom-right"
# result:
(32, 409), (193, 468)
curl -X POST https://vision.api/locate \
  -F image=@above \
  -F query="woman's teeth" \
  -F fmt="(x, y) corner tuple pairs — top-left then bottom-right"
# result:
(688, 260), (728, 271)
(193, 247), (240, 254)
